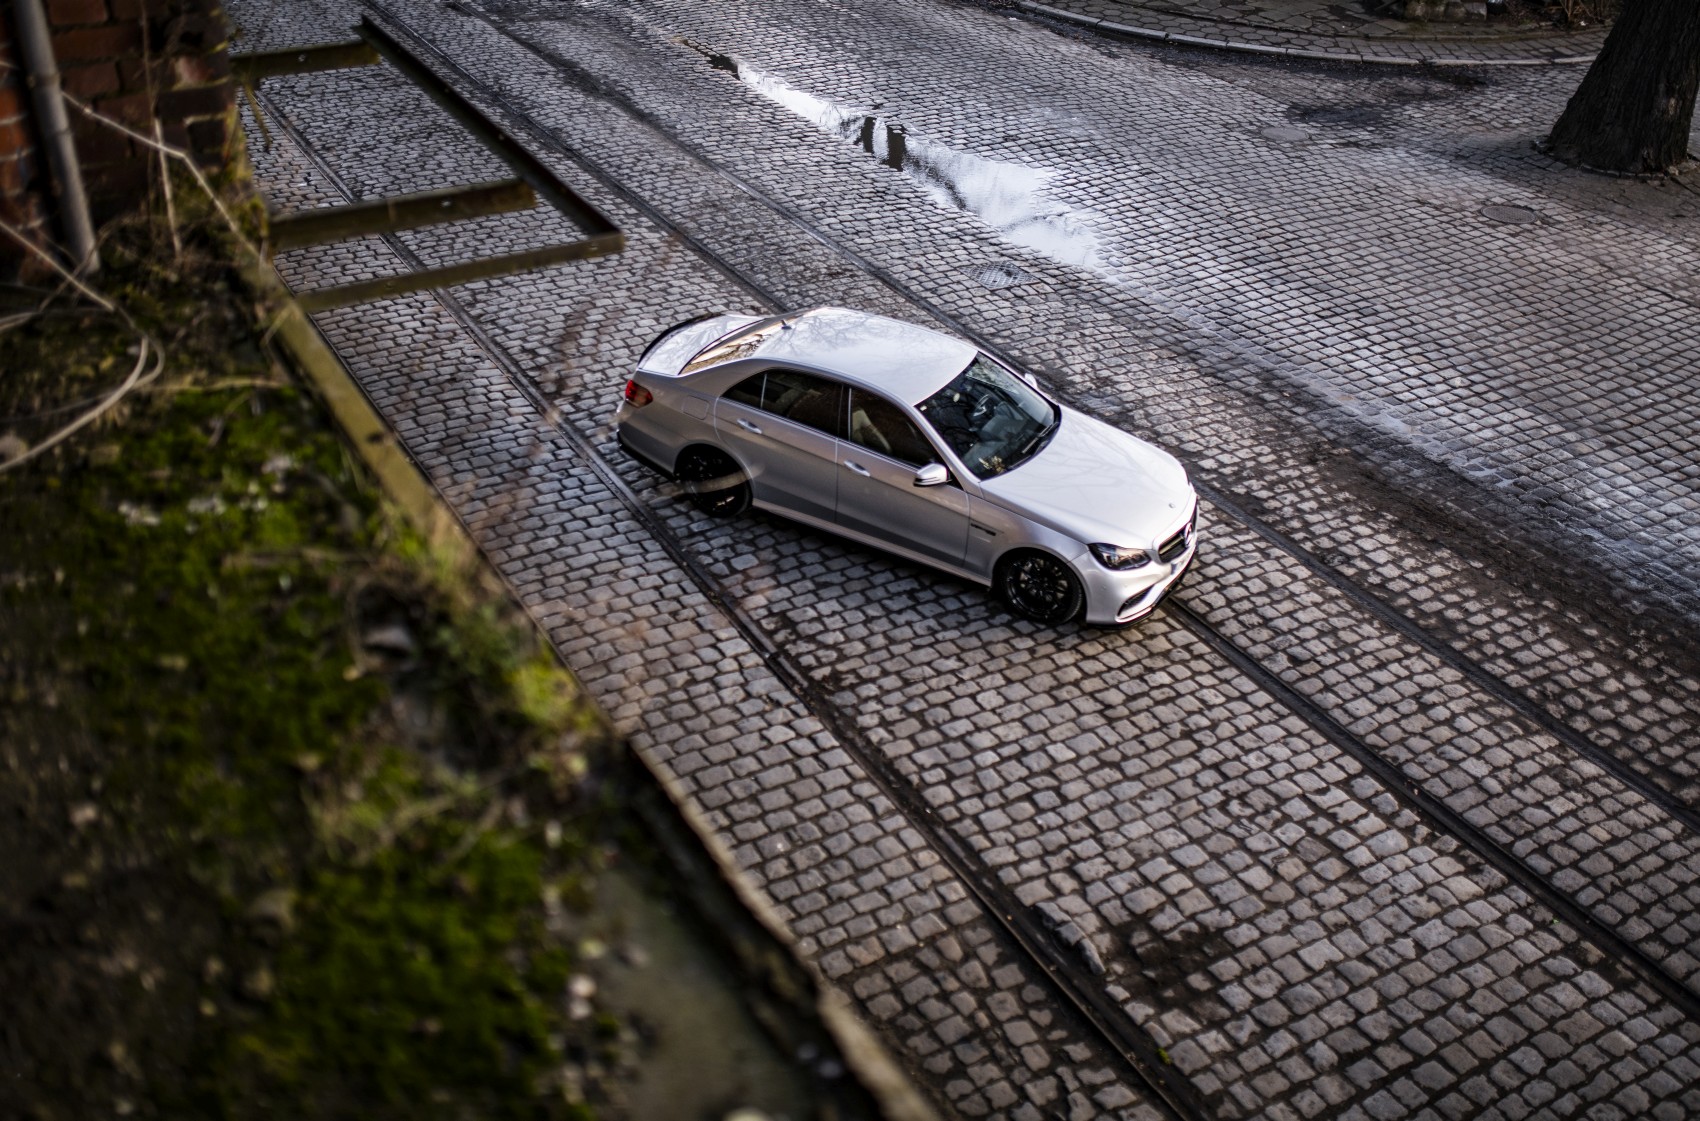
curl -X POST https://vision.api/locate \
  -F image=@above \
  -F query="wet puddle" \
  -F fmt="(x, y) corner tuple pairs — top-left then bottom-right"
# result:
(703, 48), (1100, 270)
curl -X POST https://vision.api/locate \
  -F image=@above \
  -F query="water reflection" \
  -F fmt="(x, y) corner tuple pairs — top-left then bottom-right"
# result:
(734, 62), (1100, 269)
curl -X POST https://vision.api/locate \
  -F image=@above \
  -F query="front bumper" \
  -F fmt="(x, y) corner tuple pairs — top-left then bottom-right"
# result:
(1076, 521), (1200, 626)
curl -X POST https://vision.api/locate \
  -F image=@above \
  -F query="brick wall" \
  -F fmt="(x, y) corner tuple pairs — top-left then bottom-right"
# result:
(0, 0), (236, 280)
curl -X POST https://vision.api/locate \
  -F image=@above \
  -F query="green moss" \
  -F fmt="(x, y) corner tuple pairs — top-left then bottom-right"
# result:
(1, 212), (615, 1119)
(221, 829), (573, 1118)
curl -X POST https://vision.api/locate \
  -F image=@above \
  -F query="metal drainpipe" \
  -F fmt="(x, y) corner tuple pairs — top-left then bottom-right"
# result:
(13, 0), (99, 275)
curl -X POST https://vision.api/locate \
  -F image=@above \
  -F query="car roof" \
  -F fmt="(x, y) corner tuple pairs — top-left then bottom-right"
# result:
(752, 307), (976, 404)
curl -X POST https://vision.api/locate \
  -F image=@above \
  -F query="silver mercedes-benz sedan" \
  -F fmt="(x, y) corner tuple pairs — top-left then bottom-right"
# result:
(613, 307), (1198, 625)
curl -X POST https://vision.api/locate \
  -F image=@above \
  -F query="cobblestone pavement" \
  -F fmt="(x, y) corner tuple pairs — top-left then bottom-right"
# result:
(1014, 0), (1607, 65)
(229, 0), (1700, 1117)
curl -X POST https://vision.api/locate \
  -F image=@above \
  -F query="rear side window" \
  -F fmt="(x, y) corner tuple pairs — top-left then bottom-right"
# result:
(725, 372), (765, 408)
(722, 369), (844, 436)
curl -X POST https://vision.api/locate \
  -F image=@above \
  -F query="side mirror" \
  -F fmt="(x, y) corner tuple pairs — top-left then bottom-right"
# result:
(914, 463), (950, 488)
(1020, 372), (1040, 390)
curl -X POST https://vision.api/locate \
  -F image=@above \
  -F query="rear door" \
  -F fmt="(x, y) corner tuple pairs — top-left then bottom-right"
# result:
(713, 368), (844, 523)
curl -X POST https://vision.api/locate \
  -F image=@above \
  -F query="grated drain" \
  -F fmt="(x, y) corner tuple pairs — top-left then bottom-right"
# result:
(971, 262), (1035, 290)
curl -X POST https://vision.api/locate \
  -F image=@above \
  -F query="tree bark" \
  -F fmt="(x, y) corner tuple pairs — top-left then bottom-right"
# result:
(1546, 0), (1700, 174)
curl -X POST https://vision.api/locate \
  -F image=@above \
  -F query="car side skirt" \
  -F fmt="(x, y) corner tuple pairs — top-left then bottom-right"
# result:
(753, 500), (994, 589)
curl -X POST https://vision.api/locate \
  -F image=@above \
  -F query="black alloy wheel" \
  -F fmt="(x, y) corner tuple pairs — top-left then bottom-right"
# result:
(999, 551), (1083, 625)
(675, 447), (750, 517)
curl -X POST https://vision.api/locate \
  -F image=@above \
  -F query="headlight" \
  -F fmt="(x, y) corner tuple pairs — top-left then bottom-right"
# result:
(1089, 543), (1151, 570)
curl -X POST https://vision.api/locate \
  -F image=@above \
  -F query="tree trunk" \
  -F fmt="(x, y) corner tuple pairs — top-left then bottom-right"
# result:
(1546, 0), (1700, 174)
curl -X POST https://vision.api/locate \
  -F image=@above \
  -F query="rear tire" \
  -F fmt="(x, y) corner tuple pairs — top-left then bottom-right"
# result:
(675, 447), (750, 517)
(998, 551), (1083, 625)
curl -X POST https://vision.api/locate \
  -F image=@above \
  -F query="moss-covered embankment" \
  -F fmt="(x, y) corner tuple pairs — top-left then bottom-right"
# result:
(0, 207), (829, 1119)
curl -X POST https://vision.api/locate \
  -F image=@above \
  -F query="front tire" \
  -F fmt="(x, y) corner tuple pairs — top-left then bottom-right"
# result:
(997, 551), (1084, 625)
(675, 446), (750, 517)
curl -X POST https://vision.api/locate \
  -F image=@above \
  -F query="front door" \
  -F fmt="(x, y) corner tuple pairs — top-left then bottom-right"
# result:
(836, 388), (969, 567)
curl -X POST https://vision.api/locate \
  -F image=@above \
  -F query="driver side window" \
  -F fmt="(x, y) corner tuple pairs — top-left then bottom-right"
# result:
(847, 390), (939, 467)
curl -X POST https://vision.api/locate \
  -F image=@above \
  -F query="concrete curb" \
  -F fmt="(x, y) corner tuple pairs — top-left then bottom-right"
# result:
(634, 755), (945, 1121)
(1016, 0), (1599, 65)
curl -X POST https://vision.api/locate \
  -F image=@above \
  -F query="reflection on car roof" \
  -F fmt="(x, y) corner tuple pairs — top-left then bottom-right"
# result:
(752, 307), (977, 404)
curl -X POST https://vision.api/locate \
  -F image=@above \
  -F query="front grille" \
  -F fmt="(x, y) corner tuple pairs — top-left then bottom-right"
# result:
(1158, 525), (1190, 563)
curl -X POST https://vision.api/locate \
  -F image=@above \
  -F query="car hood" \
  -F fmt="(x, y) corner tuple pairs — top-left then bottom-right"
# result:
(979, 407), (1194, 548)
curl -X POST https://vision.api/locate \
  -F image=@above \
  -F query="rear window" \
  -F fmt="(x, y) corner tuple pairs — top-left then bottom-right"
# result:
(682, 317), (784, 375)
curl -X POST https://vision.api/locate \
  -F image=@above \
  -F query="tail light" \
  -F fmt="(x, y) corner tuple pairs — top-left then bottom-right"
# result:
(623, 380), (653, 407)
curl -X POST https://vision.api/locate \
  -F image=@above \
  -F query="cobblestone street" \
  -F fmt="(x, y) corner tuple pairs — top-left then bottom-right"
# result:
(228, 0), (1700, 1116)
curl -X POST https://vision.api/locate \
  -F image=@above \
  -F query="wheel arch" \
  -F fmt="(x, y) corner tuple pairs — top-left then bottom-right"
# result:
(992, 542), (1082, 582)
(673, 441), (753, 517)
(670, 439), (746, 479)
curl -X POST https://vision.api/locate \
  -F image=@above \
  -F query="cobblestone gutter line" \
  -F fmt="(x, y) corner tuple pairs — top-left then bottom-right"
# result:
(1193, 488), (1700, 816)
(230, 3), (1700, 1117)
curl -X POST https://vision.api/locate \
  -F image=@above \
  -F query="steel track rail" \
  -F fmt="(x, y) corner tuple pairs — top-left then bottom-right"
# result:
(260, 84), (1208, 1121)
(1188, 487), (1700, 826)
(1169, 601), (1700, 1024)
(338, 0), (1700, 1029)
(367, 0), (1700, 844)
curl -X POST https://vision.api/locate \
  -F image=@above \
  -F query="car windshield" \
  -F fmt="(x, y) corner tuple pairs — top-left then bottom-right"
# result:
(916, 354), (1057, 479)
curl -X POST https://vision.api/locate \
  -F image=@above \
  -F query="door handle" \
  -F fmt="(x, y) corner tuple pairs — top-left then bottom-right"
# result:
(845, 461), (872, 477)
(737, 418), (762, 434)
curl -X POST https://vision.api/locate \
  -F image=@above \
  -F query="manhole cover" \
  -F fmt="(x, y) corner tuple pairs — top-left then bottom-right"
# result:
(971, 262), (1035, 290)
(1482, 204), (1541, 225)
(1261, 126), (1310, 142)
